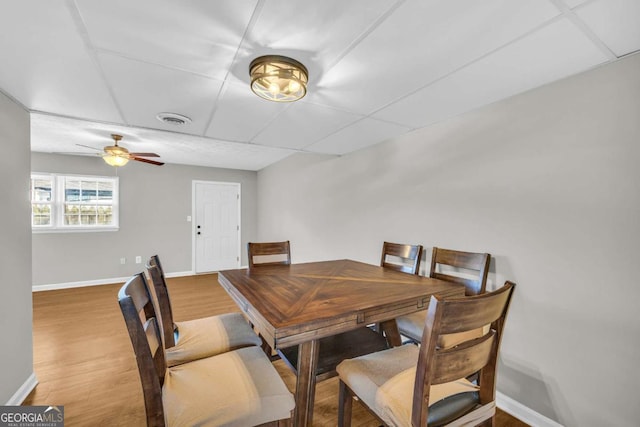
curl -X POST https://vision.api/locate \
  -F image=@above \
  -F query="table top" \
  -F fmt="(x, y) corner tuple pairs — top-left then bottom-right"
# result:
(218, 259), (465, 348)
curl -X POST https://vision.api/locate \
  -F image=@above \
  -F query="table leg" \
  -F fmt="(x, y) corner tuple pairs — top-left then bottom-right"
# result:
(293, 339), (320, 427)
(380, 319), (402, 347)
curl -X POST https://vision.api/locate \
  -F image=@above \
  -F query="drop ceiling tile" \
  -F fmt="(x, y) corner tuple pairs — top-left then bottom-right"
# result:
(98, 53), (224, 135)
(305, 0), (560, 114)
(373, 18), (610, 129)
(31, 113), (116, 154)
(205, 82), (288, 142)
(305, 118), (411, 155)
(241, 0), (397, 79)
(563, 0), (590, 8)
(75, 0), (258, 79)
(30, 113), (185, 158)
(122, 126), (296, 171)
(251, 102), (363, 150)
(165, 140), (295, 171)
(0, 1), (121, 122)
(573, 0), (640, 57)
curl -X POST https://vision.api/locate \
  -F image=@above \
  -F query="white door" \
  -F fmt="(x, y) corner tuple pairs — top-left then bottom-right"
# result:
(193, 181), (240, 273)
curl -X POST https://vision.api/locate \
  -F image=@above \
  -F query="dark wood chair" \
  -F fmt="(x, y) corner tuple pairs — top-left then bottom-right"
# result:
(380, 241), (423, 275)
(374, 242), (424, 334)
(147, 255), (261, 367)
(428, 247), (491, 296)
(248, 241), (291, 268)
(396, 247), (491, 343)
(118, 273), (294, 427)
(245, 242), (293, 357)
(337, 281), (515, 427)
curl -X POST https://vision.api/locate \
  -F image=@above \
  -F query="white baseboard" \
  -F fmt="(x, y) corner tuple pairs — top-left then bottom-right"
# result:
(32, 276), (131, 292)
(165, 270), (195, 278)
(32, 271), (194, 292)
(6, 373), (38, 405)
(497, 391), (564, 427)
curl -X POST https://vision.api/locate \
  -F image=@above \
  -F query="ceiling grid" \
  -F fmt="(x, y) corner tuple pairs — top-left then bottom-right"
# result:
(0, 0), (635, 170)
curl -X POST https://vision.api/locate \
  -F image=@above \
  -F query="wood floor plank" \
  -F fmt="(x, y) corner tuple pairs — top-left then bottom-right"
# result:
(25, 273), (529, 426)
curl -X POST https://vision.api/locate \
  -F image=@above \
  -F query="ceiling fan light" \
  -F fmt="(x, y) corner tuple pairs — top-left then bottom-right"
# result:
(250, 55), (308, 102)
(104, 145), (129, 156)
(103, 154), (129, 167)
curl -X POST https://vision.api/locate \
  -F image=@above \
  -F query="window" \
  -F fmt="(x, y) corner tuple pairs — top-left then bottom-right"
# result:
(31, 173), (119, 232)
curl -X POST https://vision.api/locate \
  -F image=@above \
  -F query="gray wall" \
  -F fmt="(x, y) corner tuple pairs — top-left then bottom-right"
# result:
(31, 153), (257, 285)
(0, 91), (33, 403)
(257, 53), (640, 426)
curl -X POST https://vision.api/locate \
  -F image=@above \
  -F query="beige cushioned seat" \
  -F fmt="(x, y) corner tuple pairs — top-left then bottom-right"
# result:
(396, 311), (489, 349)
(163, 346), (295, 426)
(395, 311), (426, 343)
(166, 312), (262, 367)
(337, 345), (479, 427)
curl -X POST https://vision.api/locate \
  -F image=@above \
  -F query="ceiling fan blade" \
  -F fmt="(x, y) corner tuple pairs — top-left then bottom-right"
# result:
(128, 152), (160, 157)
(53, 152), (101, 157)
(75, 143), (102, 151)
(131, 156), (164, 166)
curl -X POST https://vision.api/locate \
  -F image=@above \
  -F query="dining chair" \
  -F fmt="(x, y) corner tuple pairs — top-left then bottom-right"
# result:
(118, 272), (295, 427)
(396, 247), (491, 343)
(337, 281), (515, 427)
(245, 242), (292, 356)
(380, 241), (423, 275)
(374, 242), (424, 334)
(146, 255), (261, 367)
(248, 240), (291, 268)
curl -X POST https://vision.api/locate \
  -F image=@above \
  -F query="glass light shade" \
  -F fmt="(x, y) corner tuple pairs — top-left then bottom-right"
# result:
(250, 55), (308, 102)
(103, 154), (129, 167)
(103, 142), (130, 167)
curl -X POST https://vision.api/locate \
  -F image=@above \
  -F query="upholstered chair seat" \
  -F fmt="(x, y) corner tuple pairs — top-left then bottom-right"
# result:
(147, 255), (261, 367)
(163, 346), (295, 426)
(165, 313), (262, 367)
(395, 311), (426, 344)
(337, 344), (482, 427)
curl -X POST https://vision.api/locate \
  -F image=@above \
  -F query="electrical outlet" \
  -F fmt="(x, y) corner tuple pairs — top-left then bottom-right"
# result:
(120, 257), (126, 265)
(135, 256), (142, 264)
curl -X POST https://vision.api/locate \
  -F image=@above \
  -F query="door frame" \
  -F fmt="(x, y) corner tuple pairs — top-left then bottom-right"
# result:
(191, 180), (242, 273)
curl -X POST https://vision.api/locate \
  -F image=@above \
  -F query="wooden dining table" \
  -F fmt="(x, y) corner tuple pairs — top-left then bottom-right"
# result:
(218, 259), (465, 427)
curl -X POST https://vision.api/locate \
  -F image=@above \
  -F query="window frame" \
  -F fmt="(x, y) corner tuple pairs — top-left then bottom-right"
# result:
(31, 172), (120, 233)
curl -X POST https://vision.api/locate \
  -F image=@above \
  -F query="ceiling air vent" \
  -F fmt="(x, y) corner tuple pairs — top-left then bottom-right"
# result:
(156, 112), (192, 126)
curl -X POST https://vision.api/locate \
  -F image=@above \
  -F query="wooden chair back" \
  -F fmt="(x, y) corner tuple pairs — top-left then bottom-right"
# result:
(147, 255), (176, 347)
(118, 273), (166, 426)
(248, 241), (291, 268)
(429, 247), (491, 296)
(412, 281), (515, 426)
(380, 242), (423, 275)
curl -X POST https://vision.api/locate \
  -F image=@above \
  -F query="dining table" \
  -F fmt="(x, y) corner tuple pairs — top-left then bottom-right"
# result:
(217, 259), (465, 427)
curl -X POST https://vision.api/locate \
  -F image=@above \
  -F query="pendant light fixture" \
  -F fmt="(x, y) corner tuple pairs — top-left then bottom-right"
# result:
(249, 55), (308, 102)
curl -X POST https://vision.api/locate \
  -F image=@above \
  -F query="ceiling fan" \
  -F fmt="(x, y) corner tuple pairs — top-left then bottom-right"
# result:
(77, 134), (164, 167)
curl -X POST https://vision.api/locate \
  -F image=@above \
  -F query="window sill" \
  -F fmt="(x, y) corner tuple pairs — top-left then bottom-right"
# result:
(32, 227), (119, 234)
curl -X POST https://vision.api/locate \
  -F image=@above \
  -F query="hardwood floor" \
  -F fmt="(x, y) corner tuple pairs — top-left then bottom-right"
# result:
(25, 273), (529, 426)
